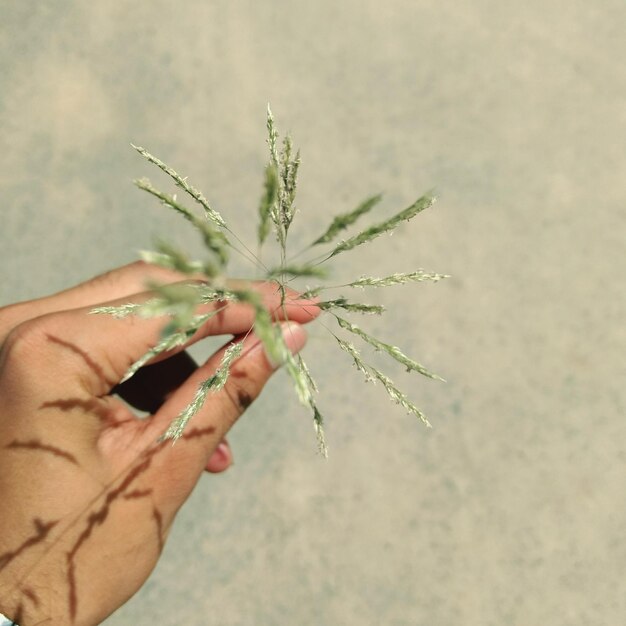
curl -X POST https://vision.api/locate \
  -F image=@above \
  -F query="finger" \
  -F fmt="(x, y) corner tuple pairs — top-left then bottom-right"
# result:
(204, 440), (233, 473)
(145, 322), (307, 489)
(6, 281), (319, 398)
(0, 261), (190, 342)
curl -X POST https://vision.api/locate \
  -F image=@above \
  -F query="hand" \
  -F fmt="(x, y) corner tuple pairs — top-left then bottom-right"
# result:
(0, 262), (319, 625)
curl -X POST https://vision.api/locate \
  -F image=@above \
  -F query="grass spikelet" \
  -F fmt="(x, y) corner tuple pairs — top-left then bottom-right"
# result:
(334, 337), (375, 383)
(267, 264), (329, 280)
(317, 299), (385, 315)
(139, 241), (205, 275)
(300, 287), (324, 299)
(238, 291), (313, 408)
(131, 146), (226, 227)
(329, 192), (436, 258)
(282, 349), (314, 406)
(312, 194), (382, 245)
(294, 355), (327, 457)
(121, 331), (188, 384)
(266, 104), (279, 168)
(160, 342), (243, 441)
(297, 355), (319, 393)
(240, 293), (286, 367)
(367, 365), (431, 427)
(348, 270), (450, 288)
(310, 400), (328, 458)
(121, 310), (222, 383)
(91, 286), (200, 322)
(258, 164), (279, 246)
(90, 302), (145, 318)
(134, 178), (229, 265)
(334, 337), (429, 426)
(335, 315), (444, 381)
(279, 134), (300, 230)
(134, 177), (198, 224)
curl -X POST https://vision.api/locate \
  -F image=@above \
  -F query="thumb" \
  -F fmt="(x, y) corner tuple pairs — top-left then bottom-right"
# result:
(142, 322), (307, 486)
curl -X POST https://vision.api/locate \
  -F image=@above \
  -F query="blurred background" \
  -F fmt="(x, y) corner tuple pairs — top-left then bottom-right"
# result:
(1, 1), (625, 624)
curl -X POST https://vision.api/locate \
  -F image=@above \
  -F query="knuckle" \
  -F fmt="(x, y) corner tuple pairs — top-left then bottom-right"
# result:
(88, 261), (155, 293)
(0, 316), (56, 373)
(89, 265), (123, 288)
(0, 308), (58, 391)
(86, 264), (137, 294)
(129, 259), (161, 282)
(0, 301), (42, 345)
(0, 302), (22, 341)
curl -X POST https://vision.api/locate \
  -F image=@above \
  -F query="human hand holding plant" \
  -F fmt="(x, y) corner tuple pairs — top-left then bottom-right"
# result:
(0, 106), (447, 625)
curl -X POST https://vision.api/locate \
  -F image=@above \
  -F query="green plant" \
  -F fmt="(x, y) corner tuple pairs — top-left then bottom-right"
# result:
(92, 106), (448, 457)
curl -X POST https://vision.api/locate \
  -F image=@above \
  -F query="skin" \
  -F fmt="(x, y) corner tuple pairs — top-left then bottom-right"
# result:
(0, 262), (320, 625)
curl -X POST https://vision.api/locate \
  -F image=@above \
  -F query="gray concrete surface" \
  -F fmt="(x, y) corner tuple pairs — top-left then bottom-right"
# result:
(1, 1), (625, 624)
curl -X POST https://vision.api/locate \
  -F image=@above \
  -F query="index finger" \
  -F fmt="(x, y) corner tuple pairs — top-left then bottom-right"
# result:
(0, 261), (198, 345)
(3, 280), (319, 398)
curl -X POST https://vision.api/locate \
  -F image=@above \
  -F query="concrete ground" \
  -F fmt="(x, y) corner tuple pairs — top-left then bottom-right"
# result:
(1, 1), (624, 624)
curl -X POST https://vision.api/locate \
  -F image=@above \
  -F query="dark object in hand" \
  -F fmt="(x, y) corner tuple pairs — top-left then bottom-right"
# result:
(113, 351), (198, 413)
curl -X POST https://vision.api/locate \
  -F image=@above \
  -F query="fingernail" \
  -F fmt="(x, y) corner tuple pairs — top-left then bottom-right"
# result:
(216, 441), (232, 464)
(280, 321), (308, 355)
(262, 322), (308, 368)
(260, 322), (308, 369)
(205, 440), (233, 473)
